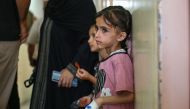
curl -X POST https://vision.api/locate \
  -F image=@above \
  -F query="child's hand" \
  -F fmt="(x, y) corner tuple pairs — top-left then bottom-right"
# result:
(79, 96), (92, 107)
(76, 69), (91, 81)
(75, 62), (80, 69)
(85, 100), (99, 109)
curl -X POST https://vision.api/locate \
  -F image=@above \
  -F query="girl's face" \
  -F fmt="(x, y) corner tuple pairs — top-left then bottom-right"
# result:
(88, 26), (99, 52)
(95, 16), (124, 53)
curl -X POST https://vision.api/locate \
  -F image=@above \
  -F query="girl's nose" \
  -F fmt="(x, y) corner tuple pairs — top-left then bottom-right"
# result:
(88, 37), (92, 43)
(95, 30), (100, 39)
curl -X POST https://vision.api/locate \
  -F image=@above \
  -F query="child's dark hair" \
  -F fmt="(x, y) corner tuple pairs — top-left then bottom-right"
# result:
(96, 6), (132, 49)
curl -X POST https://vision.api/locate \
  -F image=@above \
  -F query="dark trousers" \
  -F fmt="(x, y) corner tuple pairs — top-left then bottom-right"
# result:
(8, 73), (20, 109)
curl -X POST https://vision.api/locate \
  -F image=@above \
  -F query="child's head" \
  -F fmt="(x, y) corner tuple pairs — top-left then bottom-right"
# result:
(88, 25), (108, 60)
(88, 25), (100, 52)
(95, 6), (132, 53)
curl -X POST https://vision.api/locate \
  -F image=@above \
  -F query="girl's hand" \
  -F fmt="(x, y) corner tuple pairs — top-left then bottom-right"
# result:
(85, 99), (100, 109)
(76, 69), (91, 81)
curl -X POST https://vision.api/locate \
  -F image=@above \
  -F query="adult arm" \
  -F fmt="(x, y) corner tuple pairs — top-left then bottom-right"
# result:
(16, 0), (31, 42)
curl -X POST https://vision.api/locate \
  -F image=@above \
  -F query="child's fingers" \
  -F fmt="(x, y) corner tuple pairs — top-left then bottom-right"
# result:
(78, 69), (84, 75)
(76, 73), (79, 78)
(80, 98), (88, 107)
(79, 69), (85, 74)
(76, 72), (81, 78)
(76, 69), (84, 79)
(75, 62), (80, 69)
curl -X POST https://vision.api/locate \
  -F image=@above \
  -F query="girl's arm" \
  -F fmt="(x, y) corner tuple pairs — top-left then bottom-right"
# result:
(95, 91), (134, 106)
(77, 69), (97, 85)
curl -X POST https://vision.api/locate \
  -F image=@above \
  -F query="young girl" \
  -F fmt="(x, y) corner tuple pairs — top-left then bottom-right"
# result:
(85, 6), (134, 109)
(76, 24), (107, 85)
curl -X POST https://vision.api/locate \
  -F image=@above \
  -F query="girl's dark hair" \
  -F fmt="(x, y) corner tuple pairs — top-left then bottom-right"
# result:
(96, 6), (132, 49)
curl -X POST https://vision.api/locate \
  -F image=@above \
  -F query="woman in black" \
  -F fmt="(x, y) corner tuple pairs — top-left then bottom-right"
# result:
(30, 0), (98, 109)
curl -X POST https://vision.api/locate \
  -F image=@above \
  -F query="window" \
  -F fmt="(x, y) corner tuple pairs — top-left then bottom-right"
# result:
(102, 0), (132, 9)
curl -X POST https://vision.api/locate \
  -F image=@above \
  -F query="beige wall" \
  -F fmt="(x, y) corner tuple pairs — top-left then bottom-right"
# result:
(130, 0), (159, 109)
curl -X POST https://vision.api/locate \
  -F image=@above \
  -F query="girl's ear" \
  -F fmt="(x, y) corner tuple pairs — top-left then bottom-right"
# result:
(117, 32), (127, 41)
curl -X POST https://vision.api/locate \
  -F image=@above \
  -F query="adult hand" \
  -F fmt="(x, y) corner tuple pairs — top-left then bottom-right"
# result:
(20, 20), (28, 43)
(58, 68), (74, 87)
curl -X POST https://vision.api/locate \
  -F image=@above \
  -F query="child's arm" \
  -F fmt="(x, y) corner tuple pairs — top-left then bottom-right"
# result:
(89, 91), (134, 108)
(76, 69), (97, 85)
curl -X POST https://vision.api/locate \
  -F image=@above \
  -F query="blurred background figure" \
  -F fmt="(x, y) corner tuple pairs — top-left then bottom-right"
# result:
(26, 0), (47, 69)
(0, 0), (30, 109)
(9, 10), (34, 109)
(24, 15), (43, 88)
(24, 0), (48, 88)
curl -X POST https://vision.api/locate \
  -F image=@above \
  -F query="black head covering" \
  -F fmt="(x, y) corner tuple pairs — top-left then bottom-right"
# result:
(46, 0), (96, 33)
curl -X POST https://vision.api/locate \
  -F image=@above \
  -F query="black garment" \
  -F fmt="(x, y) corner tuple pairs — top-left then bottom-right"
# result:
(46, 0), (96, 33)
(0, 0), (20, 41)
(47, 26), (98, 109)
(30, 1), (98, 109)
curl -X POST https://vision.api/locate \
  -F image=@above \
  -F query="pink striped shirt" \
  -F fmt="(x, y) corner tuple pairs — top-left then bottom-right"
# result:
(99, 52), (134, 109)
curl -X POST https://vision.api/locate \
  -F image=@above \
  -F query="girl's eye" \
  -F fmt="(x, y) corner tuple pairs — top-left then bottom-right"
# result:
(95, 26), (109, 33)
(101, 28), (108, 33)
(95, 26), (98, 31)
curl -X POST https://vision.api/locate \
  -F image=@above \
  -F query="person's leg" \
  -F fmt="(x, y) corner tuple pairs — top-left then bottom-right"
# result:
(0, 41), (20, 109)
(8, 73), (20, 109)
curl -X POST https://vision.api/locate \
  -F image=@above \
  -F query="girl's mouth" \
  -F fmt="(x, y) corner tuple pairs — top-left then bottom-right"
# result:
(96, 40), (101, 45)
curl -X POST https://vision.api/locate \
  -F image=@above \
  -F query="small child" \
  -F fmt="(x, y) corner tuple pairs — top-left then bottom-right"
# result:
(76, 24), (107, 85)
(77, 6), (134, 109)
